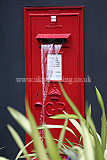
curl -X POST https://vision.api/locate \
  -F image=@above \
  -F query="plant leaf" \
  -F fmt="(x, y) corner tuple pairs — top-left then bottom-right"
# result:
(59, 83), (83, 119)
(7, 107), (31, 136)
(72, 146), (85, 160)
(95, 86), (106, 154)
(95, 87), (105, 113)
(86, 115), (104, 160)
(7, 125), (30, 160)
(19, 153), (37, 158)
(86, 104), (91, 130)
(26, 101), (48, 160)
(104, 147), (107, 160)
(58, 119), (68, 149)
(54, 139), (67, 149)
(15, 140), (33, 160)
(69, 119), (83, 137)
(63, 111), (83, 138)
(87, 104), (91, 117)
(0, 147), (5, 150)
(37, 124), (77, 137)
(63, 144), (73, 150)
(0, 157), (9, 160)
(81, 121), (95, 160)
(64, 138), (74, 147)
(44, 126), (62, 160)
(62, 148), (79, 160)
(50, 114), (78, 119)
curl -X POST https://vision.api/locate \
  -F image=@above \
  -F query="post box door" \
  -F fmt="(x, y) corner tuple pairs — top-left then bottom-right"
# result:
(24, 6), (84, 153)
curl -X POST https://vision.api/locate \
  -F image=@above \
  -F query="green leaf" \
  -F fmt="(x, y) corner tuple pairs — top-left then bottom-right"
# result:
(63, 111), (83, 140)
(63, 144), (73, 150)
(64, 138), (74, 147)
(95, 86), (106, 153)
(58, 119), (68, 149)
(37, 124), (77, 138)
(0, 157), (9, 160)
(86, 115), (104, 160)
(72, 146), (85, 160)
(95, 87), (105, 113)
(26, 101), (48, 160)
(54, 139), (67, 149)
(50, 114), (78, 119)
(96, 133), (101, 144)
(0, 147), (5, 150)
(62, 148), (78, 160)
(7, 125), (30, 160)
(101, 115), (106, 153)
(86, 104), (92, 130)
(81, 121), (95, 160)
(15, 140), (33, 160)
(59, 83), (83, 119)
(7, 107), (31, 136)
(87, 104), (91, 117)
(19, 153), (37, 158)
(104, 147), (107, 160)
(69, 119), (83, 137)
(44, 127), (62, 160)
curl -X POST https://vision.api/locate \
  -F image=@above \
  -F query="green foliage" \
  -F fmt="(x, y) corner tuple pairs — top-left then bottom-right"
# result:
(59, 83), (83, 120)
(26, 100), (48, 160)
(7, 125), (30, 160)
(0, 157), (9, 160)
(7, 85), (107, 160)
(0, 148), (8, 160)
(44, 127), (62, 160)
(95, 86), (107, 154)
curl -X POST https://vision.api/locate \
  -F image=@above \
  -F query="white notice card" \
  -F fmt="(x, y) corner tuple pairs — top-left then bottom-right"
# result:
(47, 53), (62, 81)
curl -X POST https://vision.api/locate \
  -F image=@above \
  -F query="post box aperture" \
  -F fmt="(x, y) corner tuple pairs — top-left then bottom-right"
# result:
(24, 6), (84, 153)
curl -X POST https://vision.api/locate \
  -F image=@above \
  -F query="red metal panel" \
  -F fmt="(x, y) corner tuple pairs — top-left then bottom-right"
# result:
(24, 6), (84, 154)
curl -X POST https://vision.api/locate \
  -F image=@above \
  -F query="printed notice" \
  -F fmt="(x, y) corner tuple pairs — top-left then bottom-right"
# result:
(47, 53), (62, 81)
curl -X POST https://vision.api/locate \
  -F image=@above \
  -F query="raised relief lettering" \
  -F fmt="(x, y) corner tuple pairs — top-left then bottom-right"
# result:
(45, 102), (55, 116)
(46, 85), (66, 116)
(48, 84), (61, 100)
(45, 101), (65, 116)
(57, 102), (65, 112)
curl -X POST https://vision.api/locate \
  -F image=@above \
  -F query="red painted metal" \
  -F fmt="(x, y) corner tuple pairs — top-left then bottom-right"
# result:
(24, 6), (84, 154)
(36, 33), (71, 39)
(48, 84), (61, 100)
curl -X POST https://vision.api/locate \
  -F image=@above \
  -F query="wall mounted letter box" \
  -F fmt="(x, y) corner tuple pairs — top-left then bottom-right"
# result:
(24, 6), (84, 153)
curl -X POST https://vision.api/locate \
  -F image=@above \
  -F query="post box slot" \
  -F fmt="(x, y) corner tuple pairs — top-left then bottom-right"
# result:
(39, 38), (66, 44)
(36, 33), (71, 46)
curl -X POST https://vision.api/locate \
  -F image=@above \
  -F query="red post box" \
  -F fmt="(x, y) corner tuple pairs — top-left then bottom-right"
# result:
(24, 6), (84, 153)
